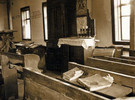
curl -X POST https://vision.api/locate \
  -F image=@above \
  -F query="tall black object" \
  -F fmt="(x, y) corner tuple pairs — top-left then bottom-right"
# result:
(46, 0), (76, 72)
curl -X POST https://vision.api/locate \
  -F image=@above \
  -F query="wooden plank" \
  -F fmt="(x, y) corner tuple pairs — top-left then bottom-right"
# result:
(69, 62), (135, 93)
(2, 52), (24, 60)
(2, 52), (24, 65)
(86, 57), (135, 76)
(23, 68), (109, 100)
(96, 56), (135, 65)
(121, 55), (135, 60)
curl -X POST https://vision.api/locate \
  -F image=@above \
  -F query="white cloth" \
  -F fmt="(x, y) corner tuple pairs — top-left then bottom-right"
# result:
(58, 37), (95, 49)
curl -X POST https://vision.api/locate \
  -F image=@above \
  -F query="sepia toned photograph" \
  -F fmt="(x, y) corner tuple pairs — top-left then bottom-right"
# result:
(0, 0), (135, 100)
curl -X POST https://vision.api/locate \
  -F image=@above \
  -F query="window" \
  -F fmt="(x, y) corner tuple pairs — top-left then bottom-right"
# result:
(112, 0), (131, 44)
(42, 3), (48, 41)
(21, 7), (31, 40)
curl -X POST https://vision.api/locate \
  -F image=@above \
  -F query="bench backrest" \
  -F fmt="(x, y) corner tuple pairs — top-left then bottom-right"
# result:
(92, 48), (115, 57)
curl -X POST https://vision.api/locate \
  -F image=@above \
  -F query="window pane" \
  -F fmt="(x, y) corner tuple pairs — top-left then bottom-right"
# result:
(25, 20), (31, 39)
(43, 5), (48, 40)
(122, 17), (130, 40)
(26, 10), (30, 19)
(22, 20), (31, 39)
(121, 0), (130, 4)
(113, 0), (131, 43)
(22, 11), (27, 21)
(121, 5), (131, 16)
(21, 7), (31, 40)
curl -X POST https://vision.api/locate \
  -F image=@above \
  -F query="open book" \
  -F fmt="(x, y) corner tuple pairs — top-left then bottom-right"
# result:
(78, 74), (113, 91)
(63, 67), (84, 82)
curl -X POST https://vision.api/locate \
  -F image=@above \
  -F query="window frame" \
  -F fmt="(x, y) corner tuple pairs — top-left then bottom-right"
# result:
(21, 6), (31, 40)
(111, 0), (130, 45)
(42, 2), (48, 41)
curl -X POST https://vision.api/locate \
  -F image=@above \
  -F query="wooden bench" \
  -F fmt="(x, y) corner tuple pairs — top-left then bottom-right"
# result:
(86, 57), (135, 76)
(0, 53), (41, 99)
(68, 62), (135, 96)
(23, 68), (109, 100)
(23, 61), (135, 100)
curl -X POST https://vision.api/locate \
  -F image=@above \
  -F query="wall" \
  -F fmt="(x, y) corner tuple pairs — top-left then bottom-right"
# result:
(10, 0), (46, 45)
(87, 0), (92, 16)
(10, 0), (113, 47)
(91, 0), (113, 47)
(0, 2), (8, 30)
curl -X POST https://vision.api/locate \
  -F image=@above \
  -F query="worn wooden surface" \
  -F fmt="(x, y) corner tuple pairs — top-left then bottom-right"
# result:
(95, 83), (132, 98)
(25, 78), (73, 100)
(23, 68), (109, 100)
(69, 62), (135, 93)
(86, 57), (135, 76)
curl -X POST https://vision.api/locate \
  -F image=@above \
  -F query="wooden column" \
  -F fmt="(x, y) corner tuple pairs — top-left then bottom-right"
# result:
(130, 0), (135, 56)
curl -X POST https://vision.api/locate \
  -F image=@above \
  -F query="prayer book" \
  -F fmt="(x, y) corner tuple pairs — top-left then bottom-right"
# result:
(78, 74), (113, 91)
(63, 67), (84, 82)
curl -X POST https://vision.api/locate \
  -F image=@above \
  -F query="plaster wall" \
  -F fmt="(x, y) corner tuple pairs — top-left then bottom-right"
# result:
(91, 0), (113, 47)
(87, 0), (92, 17)
(0, 3), (8, 30)
(10, 0), (113, 47)
(10, 0), (46, 45)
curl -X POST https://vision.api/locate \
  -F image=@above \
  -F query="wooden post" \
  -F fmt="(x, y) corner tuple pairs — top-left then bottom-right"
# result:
(130, 0), (135, 56)
(1, 55), (18, 99)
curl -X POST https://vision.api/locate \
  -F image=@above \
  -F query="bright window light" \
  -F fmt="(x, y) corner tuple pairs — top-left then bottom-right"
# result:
(21, 7), (31, 40)
(43, 3), (48, 40)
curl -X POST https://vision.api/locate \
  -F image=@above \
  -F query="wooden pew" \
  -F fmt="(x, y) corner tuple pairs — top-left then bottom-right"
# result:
(68, 62), (135, 95)
(23, 68), (109, 100)
(2, 52), (41, 73)
(86, 57), (135, 76)
(23, 61), (135, 100)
